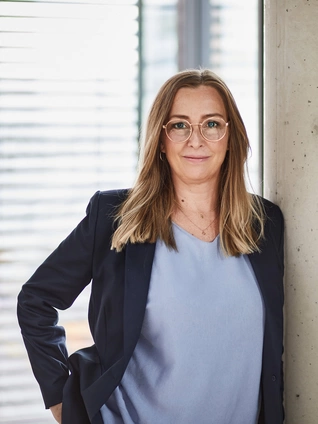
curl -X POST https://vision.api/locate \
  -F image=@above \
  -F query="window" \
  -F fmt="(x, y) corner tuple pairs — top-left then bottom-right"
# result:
(208, 0), (261, 193)
(0, 1), (260, 421)
(178, 0), (262, 193)
(141, 0), (178, 119)
(0, 1), (139, 422)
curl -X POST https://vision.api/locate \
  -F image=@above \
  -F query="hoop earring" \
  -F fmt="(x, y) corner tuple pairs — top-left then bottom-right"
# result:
(159, 152), (164, 161)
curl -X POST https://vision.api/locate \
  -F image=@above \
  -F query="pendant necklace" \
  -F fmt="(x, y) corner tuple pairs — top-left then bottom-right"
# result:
(178, 207), (219, 236)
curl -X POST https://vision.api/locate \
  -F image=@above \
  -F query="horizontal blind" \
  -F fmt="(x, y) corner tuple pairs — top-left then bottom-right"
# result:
(0, 1), (139, 422)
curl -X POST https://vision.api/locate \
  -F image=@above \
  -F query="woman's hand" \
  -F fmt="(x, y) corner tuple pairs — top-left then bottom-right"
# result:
(50, 403), (62, 423)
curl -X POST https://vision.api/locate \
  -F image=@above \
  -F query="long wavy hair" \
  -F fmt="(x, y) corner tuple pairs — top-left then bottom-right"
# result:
(111, 69), (265, 256)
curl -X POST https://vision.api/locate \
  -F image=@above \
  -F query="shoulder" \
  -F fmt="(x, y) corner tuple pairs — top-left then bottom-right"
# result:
(84, 189), (130, 242)
(258, 196), (283, 216)
(256, 196), (284, 230)
(98, 188), (130, 203)
(254, 196), (284, 266)
(87, 189), (130, 215)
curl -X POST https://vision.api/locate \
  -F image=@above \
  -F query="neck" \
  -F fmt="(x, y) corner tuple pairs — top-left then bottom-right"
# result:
(171, 180), (220, 241)
(173, 180), (219, 214)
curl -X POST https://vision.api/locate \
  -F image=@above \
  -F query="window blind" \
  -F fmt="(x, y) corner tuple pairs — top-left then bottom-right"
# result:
(0, 1), (139, 422)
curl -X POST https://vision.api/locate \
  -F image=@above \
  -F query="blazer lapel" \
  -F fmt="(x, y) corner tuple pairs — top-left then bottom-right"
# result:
(248, 252), (267, 304)
(123, 241), (156, 361)
(81, 241), (156, 420)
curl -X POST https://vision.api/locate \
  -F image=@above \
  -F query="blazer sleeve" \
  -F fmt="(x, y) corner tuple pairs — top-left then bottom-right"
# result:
(17, 191), (102, 409)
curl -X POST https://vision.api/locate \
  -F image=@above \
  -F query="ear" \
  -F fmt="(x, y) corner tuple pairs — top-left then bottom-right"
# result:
(160, 142), (166, 153)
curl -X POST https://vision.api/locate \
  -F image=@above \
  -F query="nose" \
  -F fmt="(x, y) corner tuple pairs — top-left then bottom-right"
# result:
(187, 124), (203, 147)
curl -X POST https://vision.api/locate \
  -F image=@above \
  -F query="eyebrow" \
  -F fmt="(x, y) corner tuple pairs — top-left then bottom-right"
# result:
(169, 113), (225, 120)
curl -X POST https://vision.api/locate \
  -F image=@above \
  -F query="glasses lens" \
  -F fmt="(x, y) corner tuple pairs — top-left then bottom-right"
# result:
(201, 117), (226, 141)
(166, 120), (191, 142)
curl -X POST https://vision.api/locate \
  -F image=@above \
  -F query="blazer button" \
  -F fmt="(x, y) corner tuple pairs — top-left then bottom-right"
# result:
(272, 375), (276, 382)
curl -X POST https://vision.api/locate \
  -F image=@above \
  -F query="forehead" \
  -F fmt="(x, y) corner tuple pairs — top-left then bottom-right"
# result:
(170, 85), (227, 118)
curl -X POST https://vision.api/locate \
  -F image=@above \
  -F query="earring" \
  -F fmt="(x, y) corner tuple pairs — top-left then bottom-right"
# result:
(159, 152), (164, 161)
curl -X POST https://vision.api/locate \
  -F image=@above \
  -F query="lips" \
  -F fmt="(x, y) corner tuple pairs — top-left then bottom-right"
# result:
(183, 155), (210, 162)
(184, 156), (209, 159)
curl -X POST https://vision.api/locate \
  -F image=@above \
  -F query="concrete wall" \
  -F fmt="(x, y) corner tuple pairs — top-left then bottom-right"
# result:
(264, 0), (318, 422)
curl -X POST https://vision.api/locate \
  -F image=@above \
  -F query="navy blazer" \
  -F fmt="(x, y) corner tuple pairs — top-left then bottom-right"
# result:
(17, 190), (284, 424)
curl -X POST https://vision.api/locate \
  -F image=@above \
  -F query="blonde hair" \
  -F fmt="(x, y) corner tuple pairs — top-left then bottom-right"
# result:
(111, 69), (265, 256)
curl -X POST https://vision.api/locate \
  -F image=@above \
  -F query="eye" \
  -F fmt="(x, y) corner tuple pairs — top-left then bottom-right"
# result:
(172, 121), (188, 129)
(206, 120), (219, 128)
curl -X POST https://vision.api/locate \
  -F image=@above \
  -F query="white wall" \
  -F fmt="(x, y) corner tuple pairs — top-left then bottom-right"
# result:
(264, 0), (318, 422)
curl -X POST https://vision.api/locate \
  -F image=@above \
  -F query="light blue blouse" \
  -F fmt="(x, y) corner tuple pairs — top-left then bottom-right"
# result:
(101, 223), (264, 424)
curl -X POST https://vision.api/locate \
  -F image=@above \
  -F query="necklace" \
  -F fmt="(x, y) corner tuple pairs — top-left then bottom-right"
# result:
(178, 207), (219, 236)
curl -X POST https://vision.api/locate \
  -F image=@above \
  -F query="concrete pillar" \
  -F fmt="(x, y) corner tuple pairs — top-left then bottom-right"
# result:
(264, 0), (318, 422)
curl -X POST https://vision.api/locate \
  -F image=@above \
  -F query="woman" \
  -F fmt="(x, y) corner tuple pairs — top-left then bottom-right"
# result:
(17, 69), (284, 424)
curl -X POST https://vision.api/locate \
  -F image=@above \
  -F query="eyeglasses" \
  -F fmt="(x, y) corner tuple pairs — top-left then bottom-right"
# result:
(162, 117), (229, 143)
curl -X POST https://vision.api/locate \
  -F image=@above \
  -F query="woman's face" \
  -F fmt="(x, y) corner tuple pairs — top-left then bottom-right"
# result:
(161, 85), (229, 189)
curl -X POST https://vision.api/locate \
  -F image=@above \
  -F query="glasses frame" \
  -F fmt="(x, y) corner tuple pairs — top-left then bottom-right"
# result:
(162, 117), (230, 143)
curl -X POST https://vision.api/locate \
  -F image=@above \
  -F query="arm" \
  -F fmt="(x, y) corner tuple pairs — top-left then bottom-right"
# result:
(17, 191), (101, 409)
(50, 403), (62, 423)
